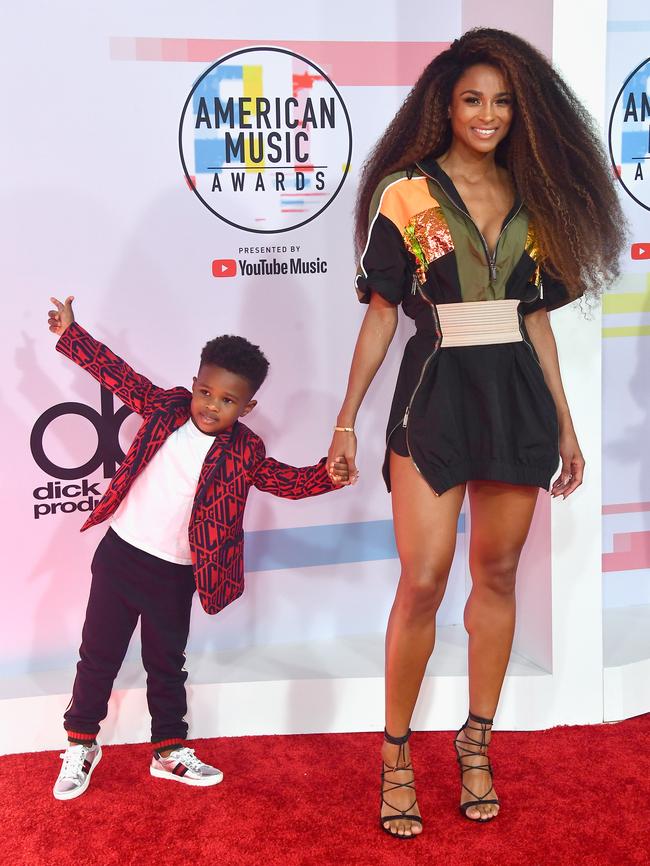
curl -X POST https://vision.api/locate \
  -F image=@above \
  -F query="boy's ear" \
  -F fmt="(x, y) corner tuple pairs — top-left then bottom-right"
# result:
(192, 376), (197, 387)
(240, 399), (256, 417)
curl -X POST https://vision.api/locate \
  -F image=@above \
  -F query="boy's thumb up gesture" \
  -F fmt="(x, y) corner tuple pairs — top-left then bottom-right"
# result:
(48, 296), (75, 336)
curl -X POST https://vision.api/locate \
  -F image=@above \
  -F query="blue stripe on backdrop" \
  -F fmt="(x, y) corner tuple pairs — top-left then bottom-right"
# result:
(607, 21), (650, 31)
(244, 515), (466, 572)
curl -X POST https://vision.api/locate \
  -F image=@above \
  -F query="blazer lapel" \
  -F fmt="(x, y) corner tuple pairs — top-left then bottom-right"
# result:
(194, 423), (238, 503)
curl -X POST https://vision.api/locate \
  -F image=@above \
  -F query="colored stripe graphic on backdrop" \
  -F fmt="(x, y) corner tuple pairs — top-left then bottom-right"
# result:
(109, 38), (448, 86)
(244, 516), (466, 572)
(603, 274), (650, 338)
(603, 503), (650, 572)
(603, 531), (650, 572)
(608, 20), (650, 31)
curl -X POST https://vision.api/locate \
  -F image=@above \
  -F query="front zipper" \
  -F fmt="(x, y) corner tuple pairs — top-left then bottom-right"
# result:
(415, 162), (523, 289)
(391, 282), (442, 496)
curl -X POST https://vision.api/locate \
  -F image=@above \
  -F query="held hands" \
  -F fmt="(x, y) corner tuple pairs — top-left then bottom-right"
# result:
(327, 429), (359, 486)
(551, 430), (585, 499)
(329, 456), (351, 485)
(48, 296), (75, 336)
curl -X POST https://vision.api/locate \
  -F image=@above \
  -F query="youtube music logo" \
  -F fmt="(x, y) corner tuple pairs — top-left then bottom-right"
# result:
(212, 259), (237, 277)
(631, 243), (650, 260)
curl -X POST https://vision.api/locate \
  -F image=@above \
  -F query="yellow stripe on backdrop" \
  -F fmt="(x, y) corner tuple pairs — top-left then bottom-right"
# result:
(602, 326), (650, 338)
(602, 273), (650, 336)
(243, 64), (264, 172)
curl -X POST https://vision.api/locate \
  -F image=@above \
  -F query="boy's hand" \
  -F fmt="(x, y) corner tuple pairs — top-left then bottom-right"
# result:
(329, 455), (351, 486)
(48, 296), (75, 336)
(328, 430), (359, 486)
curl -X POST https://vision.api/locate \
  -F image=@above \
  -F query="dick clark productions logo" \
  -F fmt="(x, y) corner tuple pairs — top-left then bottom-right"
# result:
(30, 387), (132, 519)
(179, 46), (353, 233)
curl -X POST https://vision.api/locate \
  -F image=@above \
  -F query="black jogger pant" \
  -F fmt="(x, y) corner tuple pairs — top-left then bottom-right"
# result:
(64, 528), (196, 747)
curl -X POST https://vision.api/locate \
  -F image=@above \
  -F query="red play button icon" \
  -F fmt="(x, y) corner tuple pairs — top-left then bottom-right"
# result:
(212, 258), (237, 277)
(631, 243), (650, 260)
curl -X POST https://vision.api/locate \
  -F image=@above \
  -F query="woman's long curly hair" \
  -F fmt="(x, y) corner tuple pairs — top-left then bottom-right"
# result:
(355, 28), (626, 299)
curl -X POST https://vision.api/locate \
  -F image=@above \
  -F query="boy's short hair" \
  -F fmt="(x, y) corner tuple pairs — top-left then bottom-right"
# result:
(200, 335), (269, 394)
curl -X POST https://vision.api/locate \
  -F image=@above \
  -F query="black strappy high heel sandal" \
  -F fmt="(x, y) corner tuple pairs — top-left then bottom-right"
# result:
(380, 728), (423, 838)
(453, 712), (500, 822)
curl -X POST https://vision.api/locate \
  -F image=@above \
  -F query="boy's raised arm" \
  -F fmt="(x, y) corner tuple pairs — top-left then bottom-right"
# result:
(49, 296), (164, 417)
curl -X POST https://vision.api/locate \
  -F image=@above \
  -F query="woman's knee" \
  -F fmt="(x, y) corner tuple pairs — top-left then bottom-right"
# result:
(470, 549), (519, 595)
(396, 561), (450, 615)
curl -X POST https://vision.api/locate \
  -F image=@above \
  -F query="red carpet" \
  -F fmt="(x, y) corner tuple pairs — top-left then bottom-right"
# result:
(1, 714), (648, 866)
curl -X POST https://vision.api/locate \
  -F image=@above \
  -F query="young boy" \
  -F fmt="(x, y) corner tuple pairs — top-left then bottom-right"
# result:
(48, 296), (348, 800)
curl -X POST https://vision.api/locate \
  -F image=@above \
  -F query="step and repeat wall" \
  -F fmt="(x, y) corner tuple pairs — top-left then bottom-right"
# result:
(0, 1), (469, 686)
(603, 4), (650, 609)
(11, 1), (644, 744)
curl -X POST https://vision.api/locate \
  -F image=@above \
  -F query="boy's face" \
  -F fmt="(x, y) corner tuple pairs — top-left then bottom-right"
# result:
(191, 364), (256, 435)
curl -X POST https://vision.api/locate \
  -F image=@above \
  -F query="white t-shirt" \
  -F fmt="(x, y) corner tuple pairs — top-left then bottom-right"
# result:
(111, 419), (215, 564)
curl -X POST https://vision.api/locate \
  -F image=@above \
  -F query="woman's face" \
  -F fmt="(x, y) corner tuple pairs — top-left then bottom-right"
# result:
(448, 63), (513, 154)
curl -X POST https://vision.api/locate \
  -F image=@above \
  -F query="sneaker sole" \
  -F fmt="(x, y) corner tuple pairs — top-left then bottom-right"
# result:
(149, 766), (223, 786)
(53, 747), (103, 801)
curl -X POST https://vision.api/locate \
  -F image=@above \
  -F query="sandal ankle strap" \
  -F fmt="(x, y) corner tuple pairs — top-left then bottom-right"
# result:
(467, 711), (494, 726)
(383, 727), (412, 746)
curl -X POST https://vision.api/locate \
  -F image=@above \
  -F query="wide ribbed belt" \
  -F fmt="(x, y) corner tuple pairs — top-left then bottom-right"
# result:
(436, 299), (522, 347)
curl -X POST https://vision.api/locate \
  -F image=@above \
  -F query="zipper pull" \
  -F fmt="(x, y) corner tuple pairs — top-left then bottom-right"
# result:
(402, 406), (410, 428)
(489, 258), (497, 282)
(411, 273), (418, 295)
(539, 275), (544, 299)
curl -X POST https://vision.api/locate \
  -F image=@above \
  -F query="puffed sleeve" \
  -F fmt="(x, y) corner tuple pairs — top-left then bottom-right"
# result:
(520, 269), (576, 315)
(355, 187), (412, 306)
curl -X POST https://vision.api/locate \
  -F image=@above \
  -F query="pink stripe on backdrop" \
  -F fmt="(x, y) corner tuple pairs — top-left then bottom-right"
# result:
(602, 502), (650, 515)
(109, 38), (448, 86)
(603, 531), (650, 572)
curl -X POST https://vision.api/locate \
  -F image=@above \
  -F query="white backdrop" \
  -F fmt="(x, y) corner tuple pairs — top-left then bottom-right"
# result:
(0, 0), (465, 681)
(602, 2), (650, 607)
(6, 1), (637, 753)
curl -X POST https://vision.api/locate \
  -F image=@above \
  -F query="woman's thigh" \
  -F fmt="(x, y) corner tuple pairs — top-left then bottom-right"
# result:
(467, 481), (539, 581)
(390, 451), (465, 585)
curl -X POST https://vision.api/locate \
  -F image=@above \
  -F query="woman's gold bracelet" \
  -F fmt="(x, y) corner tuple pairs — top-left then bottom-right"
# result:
(333, 426), (355, 433)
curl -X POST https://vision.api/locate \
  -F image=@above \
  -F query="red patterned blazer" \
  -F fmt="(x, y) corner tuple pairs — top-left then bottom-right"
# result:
(57, 322), (337, 614)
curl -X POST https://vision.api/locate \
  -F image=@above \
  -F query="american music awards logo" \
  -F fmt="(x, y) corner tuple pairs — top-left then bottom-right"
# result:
(609, 56), (650, 211)
(179, 46), (353, 233)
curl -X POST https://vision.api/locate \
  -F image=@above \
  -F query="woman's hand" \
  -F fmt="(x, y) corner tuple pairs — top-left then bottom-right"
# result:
(328, 430), (359, 485)
(524, 309), (584, 501)
(551, 430), (585, 499)
(48, 296), (75, 336)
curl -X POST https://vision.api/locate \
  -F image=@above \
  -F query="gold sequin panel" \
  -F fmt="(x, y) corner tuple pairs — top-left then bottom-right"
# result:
(403, 207), (454, 285)
(525, 224), (542, 288)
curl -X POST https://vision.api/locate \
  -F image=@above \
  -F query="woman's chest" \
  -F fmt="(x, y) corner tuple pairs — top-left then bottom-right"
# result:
(453, 182), (514, 254)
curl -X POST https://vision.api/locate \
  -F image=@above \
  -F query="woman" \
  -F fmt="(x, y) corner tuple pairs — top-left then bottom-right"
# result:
(327, 28), (625, 837)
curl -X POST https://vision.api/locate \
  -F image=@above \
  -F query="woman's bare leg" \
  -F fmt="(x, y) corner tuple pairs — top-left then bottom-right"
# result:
(382, 451), (465, 836)
(459, 480), (539, 820)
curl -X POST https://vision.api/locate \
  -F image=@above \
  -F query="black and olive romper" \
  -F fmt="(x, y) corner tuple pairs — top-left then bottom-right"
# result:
(355, 158), (576, 495)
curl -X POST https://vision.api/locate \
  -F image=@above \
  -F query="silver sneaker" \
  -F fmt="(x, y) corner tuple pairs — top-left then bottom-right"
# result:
(150, 746), (223, 787)
(53, 743), (102, 800)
